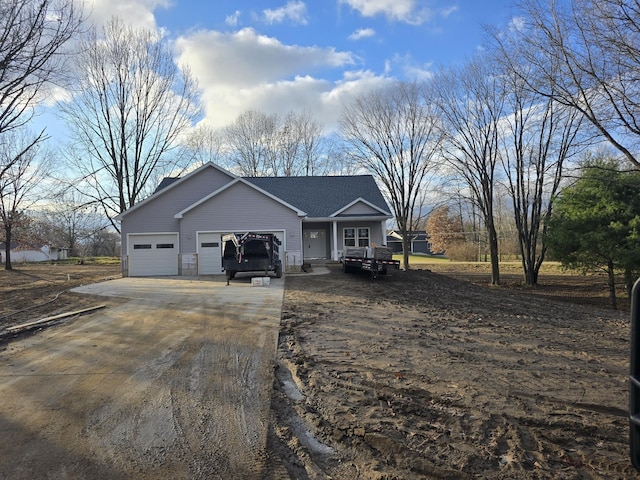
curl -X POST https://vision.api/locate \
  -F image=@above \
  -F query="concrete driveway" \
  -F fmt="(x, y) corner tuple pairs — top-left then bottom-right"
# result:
(0, 275), (284, 479)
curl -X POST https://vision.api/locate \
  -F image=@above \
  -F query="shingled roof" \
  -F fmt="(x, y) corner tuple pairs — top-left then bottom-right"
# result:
(153, 173), (391, 218)
(245, 175), (390, 218)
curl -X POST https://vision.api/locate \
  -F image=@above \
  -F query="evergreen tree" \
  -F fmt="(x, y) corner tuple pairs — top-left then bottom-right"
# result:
(546, 157), (640, 309)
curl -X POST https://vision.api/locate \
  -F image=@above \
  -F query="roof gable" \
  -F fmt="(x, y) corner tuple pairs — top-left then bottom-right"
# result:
(115, 162), (236, 221)
(174, 178), (306, 219)
(330, 197), (389, 217)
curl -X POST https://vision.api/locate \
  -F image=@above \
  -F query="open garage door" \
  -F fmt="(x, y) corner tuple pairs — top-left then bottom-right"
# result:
(197, 231), (285, 275)
(197, 232), (223, 275)
(128, 233), (179, 276)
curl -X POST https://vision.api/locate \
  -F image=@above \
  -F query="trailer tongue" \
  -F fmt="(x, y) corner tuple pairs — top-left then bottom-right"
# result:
(222, 232), (282, 283)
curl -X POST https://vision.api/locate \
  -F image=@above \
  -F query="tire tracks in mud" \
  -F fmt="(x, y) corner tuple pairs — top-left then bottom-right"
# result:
(164, 310), (273, 479)
(269, 267), (635, 479)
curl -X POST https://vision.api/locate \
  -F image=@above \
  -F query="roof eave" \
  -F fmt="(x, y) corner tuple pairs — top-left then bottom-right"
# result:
(303, 214), (392, 222)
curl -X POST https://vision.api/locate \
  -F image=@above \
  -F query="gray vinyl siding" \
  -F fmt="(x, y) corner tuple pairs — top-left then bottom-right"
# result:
(179, 181), (303, 256)
(340, 201), (380, 215)
(120, 167), (234, 254)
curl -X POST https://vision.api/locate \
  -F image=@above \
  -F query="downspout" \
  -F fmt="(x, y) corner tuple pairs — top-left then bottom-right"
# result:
(333, 221), (339, 260)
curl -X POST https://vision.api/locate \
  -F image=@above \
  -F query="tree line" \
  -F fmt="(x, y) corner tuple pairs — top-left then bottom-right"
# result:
(1, 0), (639, 308)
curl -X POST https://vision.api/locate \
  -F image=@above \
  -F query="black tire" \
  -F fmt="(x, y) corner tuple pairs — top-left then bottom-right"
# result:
(343, 262), (351, 274)
(275, 262), (282, 278)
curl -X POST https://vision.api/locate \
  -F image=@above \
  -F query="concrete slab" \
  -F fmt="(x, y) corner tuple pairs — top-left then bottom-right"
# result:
(0, 274), (285, 478)
(71, 274), (284, 305)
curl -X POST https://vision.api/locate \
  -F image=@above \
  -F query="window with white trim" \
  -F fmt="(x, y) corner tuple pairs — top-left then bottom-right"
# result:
(343, 227), (370, 247)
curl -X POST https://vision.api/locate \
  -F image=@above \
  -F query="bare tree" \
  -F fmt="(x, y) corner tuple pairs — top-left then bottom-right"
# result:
(0, 0), (84, 135)
(512, 0), (640, 169)
(39, 189), (109, 256)
(0, 129), (50, 269)
(297, 110), (326, 175)
(224, 109), (329, 177)
(81, 227), (119, 257)
(225, 110), (278, 176)
(432, 57), (505, 285)
(497, 56), (584, 285)
(60, 17), (200, 230)
(275, 111), (302, 176)
(184, 124), (226, 168)
(340, 81), (443, 270)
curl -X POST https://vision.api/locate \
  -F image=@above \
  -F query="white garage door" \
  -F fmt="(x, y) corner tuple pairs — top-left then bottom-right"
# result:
(128, 233), (179, 276)
(197, 233), (223, 275)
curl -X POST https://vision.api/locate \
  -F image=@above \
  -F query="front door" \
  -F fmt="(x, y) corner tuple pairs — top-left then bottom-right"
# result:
(304, 229), (326, 259)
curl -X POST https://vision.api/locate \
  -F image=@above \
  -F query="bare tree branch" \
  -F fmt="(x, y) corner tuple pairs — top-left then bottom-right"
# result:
(59, 17), (201, 231)
(340, 81), (443, 270)
(0, 0), (84, 135)
(0, 129), (50, 269)
(510, 0), (640, 168)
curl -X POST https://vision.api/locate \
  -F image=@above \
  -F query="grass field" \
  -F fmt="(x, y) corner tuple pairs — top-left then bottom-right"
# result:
(393, 254), (583, 276)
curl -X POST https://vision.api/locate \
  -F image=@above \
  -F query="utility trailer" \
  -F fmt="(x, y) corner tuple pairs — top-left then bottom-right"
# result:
(341, 246), (400, 279)
(222, 232), (282, 282)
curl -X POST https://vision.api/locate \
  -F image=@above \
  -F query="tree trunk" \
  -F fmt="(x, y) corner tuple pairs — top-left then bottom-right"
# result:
(402, 234), (410, 270)
(522, 249), (541, 286)
(4, 225), (12, 271)
(607, 260), (617, 310)
(488, 223), (500, 285)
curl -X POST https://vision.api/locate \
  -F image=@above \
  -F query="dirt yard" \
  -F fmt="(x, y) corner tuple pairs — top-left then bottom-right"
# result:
(267, 265), (635, 479)
(0, 262), (636, 479)
(0, 261), (122, 331)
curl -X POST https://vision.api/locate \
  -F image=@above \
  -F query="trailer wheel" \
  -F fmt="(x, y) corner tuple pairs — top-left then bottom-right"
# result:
(275, 263), (282, 278)
(343, 262), (353, 274)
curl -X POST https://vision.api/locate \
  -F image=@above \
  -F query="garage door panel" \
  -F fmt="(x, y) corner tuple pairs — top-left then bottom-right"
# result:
(128, 234), (178, 276)
(198, 233), (223, 275)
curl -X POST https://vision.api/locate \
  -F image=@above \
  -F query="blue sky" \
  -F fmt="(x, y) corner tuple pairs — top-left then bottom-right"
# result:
(60, 0), (518, 133)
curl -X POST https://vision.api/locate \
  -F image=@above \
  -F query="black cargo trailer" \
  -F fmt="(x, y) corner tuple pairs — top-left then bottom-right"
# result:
(222, 232), (282, 281)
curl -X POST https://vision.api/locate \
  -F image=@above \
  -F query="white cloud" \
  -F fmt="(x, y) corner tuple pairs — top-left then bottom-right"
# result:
(340, 0), (459, 26)
(440, 5), (459, 18)
(263, 1), (308, 25)
(340, 0), (425, 24)
(391, 54), (435, 80)
(225, 11), (242, 27)
(508, 16), (526, 32)
(323, 70), (391, 106)
(85, 0), (169, 30)
(175, 28), (354, 87)
(348, 28), (376, 41)
(174, 28), (393, 131)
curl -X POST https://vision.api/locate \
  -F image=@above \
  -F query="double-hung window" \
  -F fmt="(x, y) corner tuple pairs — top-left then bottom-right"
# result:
(344, 227), (370, 247)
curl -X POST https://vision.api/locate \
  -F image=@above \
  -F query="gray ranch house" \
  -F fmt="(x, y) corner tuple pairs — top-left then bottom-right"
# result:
(115, 162), (393, 276)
